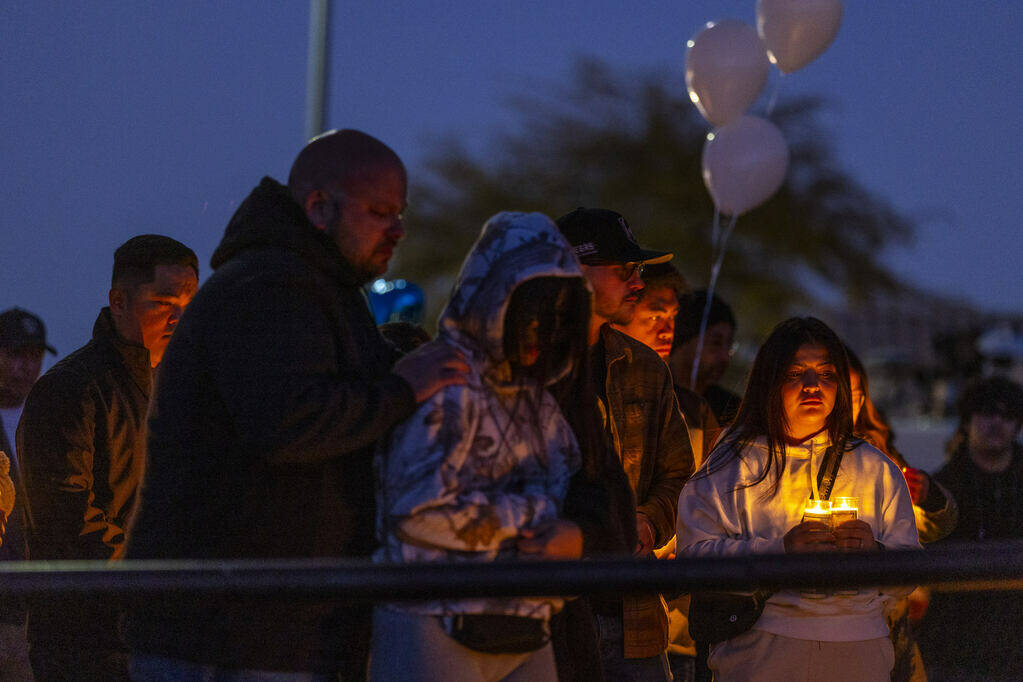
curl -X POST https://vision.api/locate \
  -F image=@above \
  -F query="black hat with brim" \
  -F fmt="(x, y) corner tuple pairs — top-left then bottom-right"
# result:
(0, 308), (57, 355)
(555, 207), (672, 265)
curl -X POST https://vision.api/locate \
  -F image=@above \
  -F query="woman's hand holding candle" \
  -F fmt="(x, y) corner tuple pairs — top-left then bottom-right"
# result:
(787, 500), (835, 553)
(833, 519), (877, 552)
(784, 520), (835, 553)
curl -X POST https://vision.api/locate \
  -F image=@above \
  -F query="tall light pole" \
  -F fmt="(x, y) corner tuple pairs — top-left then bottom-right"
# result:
(304, 0), (331, 141)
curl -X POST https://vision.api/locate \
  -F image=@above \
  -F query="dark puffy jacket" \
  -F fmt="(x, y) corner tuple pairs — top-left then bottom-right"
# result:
(19, 307), (151, 654)
(125, 177), (416, 674)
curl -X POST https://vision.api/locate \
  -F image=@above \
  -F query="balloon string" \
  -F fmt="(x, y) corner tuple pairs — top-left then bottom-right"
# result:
(765, 72), (785, 118)
(690, 211), (739, 391)
(709, 206), (721, 251)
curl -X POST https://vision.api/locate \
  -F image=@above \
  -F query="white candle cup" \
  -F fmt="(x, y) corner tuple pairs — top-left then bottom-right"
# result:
(800, 500), (832, 599)
(831, 496), (859, 527)
(831, 496), (861, 595)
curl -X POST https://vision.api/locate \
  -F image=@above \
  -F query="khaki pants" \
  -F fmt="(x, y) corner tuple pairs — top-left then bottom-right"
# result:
(370, 607), (557, 682)
(709, 629), (894, 682)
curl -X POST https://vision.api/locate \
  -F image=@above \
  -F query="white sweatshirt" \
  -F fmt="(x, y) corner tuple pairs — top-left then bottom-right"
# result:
(677, 432), (921, 641)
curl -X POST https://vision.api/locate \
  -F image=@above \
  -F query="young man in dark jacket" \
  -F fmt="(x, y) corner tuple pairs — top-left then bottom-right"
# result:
(918, 376), (1023, 679)
(555, 207), (694, 681)
(125, 129), (466, 679)
(18, 235), (198, 681)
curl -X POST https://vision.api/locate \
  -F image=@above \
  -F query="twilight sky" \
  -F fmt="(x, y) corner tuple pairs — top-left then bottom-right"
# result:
(3, 2), (1022, 361)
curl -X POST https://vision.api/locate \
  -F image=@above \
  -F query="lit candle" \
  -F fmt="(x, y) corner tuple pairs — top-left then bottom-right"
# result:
(800, 499), (832, 599)
(831, 496), (861, 595)
(801, 499), (832, 527)
(831, 496), (859, 526)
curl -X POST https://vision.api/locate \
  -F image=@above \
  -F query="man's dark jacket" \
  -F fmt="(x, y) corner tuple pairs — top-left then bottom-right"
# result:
(917, 447), (1023, 678)
(601, 326), (693, 547)
(125, 178), (416, 674)
(18, 307), (151, 657)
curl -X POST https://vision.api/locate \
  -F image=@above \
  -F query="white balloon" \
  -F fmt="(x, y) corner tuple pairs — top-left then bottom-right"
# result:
(685, 20), (770, 127)
(757, 0), (843, 74)
(702, 115), (789, 216)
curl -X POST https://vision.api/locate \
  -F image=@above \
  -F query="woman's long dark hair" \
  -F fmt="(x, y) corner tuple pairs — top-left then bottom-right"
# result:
(503, 276), (590, 385)
(705, 317), (855, 498)
(500, 276), (598, 465)
(503, 277), (613, 482)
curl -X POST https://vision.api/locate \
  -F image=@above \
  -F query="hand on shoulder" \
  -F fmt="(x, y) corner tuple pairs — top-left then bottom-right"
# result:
(393, 340), (470, 404)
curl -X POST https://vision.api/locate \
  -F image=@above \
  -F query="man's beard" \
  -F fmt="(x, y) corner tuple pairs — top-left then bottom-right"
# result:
(608, 301), (637, 326)
(355, 242), (398, 285)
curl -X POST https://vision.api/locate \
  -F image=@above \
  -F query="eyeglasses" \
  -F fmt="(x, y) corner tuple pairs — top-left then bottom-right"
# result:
(581, 260), (645, 282)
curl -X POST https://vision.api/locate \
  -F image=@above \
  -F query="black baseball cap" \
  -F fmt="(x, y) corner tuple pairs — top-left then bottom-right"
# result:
(0, 308), (57, 355)
(555, 207), (672, 265)
(958, 376), (1023, 423)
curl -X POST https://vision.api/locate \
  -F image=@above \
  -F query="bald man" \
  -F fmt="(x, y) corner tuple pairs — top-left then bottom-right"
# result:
(126, 130), (466, 679)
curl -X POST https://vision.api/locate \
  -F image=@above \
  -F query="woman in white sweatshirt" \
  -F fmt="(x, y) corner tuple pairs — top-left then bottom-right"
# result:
(677, 317), (920, 682)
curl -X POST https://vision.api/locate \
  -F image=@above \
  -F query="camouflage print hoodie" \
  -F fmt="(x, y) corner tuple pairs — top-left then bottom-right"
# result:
(375, 211), (585, 620)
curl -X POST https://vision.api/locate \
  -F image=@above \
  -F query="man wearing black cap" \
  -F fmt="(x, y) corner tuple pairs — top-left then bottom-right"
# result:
(0, 309), (55, 467)
(18, 235), (198, 681)
(0, 307), (56, 680)
(555, 207), (693, 681)
(918, 376), (1023, 679)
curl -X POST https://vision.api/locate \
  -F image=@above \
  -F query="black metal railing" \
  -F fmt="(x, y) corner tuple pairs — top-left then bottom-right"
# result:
(0, 541), (1020, 601)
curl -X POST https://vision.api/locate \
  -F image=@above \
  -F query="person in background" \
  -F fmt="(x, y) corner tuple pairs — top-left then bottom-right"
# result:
(677, 317), (920, 682)
(847, 348), (958, 542)
(668, 290), (741, 427)
(0, 307), (56, 680)
(372, 212), (589, 682)
(613, 262), (719, 463)
(556, 207), (694, 681)
(612, 261), (718, 682)
(917, 376), (1023, 680)
(18, 236), (198, 681)
(125, 130), (466, 680)
(846, 346), (957, 682)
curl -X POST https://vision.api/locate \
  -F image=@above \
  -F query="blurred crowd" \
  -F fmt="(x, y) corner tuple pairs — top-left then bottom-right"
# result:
(1, 130), (1021, 682)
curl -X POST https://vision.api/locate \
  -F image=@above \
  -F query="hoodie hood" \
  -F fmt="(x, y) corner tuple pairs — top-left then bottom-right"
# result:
(439, 211), (587, 384)
(210, 177), (358, 285)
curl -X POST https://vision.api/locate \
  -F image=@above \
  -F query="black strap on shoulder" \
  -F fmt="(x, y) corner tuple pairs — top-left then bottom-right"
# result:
(813, 441), (845, 502)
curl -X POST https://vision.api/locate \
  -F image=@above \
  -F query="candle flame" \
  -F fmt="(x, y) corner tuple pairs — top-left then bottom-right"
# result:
(832, 496), (859, 512)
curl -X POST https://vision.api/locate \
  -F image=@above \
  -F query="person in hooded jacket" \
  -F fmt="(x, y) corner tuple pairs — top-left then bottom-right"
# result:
(125, 129), (466, 680)
(371, 212), (591, 682)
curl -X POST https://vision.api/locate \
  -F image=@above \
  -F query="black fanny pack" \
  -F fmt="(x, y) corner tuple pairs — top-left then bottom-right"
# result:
(687, 590), (771, 644)
(444, 614), (550, 654)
